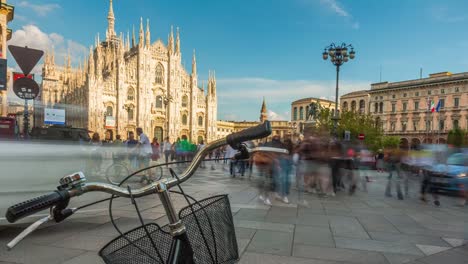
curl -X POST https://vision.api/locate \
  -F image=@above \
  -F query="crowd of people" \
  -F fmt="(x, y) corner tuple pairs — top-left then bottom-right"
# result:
(83, 127), (467, 207)
(222, 131), (468, 208)
(84, 128), (208, 180)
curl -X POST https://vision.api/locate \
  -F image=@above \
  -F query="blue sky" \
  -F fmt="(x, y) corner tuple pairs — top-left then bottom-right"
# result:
(7, 0), (468, 121)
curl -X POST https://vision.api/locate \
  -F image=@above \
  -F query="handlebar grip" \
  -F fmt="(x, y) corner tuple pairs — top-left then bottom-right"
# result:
(6, 190), (70, 223)
(227, 121), (272, 149)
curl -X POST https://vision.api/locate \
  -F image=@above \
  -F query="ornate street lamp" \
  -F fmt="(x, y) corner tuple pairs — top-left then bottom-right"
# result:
(322, 43), (355, 138)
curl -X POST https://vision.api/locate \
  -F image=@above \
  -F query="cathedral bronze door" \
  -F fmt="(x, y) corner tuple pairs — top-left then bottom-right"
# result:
(154, 126), (163, 141)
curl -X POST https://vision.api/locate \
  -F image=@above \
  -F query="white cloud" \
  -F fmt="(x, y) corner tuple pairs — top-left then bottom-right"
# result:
(315, 0), (359, 30)
(8, 24), (87, 68)
(7, 25), (87, 103)
(18, 1), (60, 17)
(320, 0), (349, 17)
(267, 110), (287, 121)
(431, 6), (467, 23)
(216, 77), (370, 121)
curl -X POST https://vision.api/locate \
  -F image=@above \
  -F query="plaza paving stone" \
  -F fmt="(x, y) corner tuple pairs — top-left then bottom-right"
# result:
(0, 166), (467, 263)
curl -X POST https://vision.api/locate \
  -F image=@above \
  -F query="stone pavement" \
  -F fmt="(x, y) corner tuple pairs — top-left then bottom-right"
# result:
(0, 162), (467, 264)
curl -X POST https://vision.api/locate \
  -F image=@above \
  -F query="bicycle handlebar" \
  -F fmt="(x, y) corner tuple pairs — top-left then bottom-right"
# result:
(6, 121), (272, 223)
(6, 190), (69, 223)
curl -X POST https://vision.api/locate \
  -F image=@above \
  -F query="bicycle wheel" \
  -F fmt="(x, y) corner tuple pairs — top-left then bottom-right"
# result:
(136, 165), (164, 183)
(106, 163), (130, 185)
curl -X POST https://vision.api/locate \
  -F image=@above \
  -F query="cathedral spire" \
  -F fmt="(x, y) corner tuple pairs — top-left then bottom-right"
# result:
(260, 97), (268, 122)
(126, 30), (130, 50)
(192, 49), (197, 76)
(67, 50), (71, 69)
(88, 45), (95, 76)
(51, 45), (55, 65)
(132, 25), (136, 47)
(145, 18), (151, 48)
(175, 27), (180, 54)
(107, 0), (116, 41)
(44, 48), (50, 65)
(139, 17), (144, 48)
(168, 25), (174, 54)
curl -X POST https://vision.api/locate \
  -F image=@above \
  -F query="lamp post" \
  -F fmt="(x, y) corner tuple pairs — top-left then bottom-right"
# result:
(322, 43), (356, 138)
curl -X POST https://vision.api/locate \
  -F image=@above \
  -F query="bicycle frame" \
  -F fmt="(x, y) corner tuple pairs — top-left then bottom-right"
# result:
(6, 121), (274, 263)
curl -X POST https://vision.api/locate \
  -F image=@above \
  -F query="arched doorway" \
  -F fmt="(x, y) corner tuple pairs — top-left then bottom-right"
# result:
(181, 129), (189, 139)
(411, 138), (421, 149)
(105, 129), (114, 141)
(197, 136), (204, 144)
(423, 138), (432, 144)
(125, 127), (136, 140)
(400, 138), (409, 149)
(438, 138), (446, 144)
(154, 126), (163, 141)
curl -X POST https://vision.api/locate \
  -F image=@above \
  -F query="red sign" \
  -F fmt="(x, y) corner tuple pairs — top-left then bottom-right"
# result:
(13, 72), (33, 82)
(358, 134), (365, 140)
(0, 117), (16, 139)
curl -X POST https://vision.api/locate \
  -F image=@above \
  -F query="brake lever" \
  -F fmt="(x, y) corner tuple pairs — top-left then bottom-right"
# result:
(6, 204), (77, 251)
(6, 214), (52, 250)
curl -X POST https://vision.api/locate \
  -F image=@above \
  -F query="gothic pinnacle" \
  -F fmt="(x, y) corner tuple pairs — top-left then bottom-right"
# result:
(146, 18), (151, 48)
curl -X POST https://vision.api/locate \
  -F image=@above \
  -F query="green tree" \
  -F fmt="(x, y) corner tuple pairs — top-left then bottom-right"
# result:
(312, 106), (383, 151)
(447, 129), (467, 147)
(381, 136), (401, 149)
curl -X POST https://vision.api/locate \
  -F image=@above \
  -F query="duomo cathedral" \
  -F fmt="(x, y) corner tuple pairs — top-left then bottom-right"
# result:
(36, 0), (218, 143)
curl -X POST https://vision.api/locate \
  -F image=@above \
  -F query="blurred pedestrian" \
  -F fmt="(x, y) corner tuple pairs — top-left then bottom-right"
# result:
(314, 138), (334, 197)
(88, 132), (103, 175)
(198, 140), (206, 168)
(376, 149), (385, 173)
(111, 134), (125, 163)
(215, 147), (222, 163)
(174, 137), (182, 166)
(297, 135), (318, 194)
(329, 140), (343, 193)
(225, 144), (238, 177)
(162, 137), (172, 167)
(126, 131), (139, 171)
(253, 150), (276, 206)
(385, 148), (404, 200)
(279, 138), (294, 203)
(136, 127), (153, 183)
(151, 137), (161, 163)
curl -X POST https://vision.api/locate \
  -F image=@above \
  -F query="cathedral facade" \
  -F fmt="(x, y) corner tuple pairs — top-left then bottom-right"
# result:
(36, 0), (217, 143)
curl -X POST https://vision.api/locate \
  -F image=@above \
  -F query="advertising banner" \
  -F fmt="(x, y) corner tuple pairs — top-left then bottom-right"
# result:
(105, 116), (116, 129)
(44, 108), (66, 125)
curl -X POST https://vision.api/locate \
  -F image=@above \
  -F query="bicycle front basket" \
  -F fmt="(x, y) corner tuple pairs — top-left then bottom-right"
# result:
(99, 223), (173, 264)
(179, 194), (239, 264)
(99, 195), (238, 264)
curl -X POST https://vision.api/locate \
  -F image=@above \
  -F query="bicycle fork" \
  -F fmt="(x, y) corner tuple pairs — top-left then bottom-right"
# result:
(156, 182), (194, 264)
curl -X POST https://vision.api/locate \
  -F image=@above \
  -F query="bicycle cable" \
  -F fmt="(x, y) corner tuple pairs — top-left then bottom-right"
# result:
(169, 168), (218, 263)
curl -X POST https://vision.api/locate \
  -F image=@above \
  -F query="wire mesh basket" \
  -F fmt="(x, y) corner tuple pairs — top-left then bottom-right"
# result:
(99, 195), (239, 264)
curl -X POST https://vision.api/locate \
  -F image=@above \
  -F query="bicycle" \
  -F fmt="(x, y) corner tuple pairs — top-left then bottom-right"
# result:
(105, 155), (164, 185)
(5, 121), (272, 264)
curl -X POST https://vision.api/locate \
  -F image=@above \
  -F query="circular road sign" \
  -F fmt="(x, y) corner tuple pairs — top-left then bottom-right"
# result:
(13, 77), (39, 100)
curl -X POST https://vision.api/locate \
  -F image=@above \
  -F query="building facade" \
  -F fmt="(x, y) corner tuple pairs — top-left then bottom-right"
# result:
(0, 0), (14, 117)
(36, 0), (217, 143)
(290, 97), (337, 135)
(216, 98), (291, 143)
(340, 71), (468, 148)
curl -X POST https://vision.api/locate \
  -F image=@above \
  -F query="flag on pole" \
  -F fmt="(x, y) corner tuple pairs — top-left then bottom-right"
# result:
(435, 100), (441, 112)
(430, 100), (435, 112)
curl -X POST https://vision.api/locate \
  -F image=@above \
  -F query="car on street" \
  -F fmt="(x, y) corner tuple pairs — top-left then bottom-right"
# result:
(425, 152), (468, 194)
